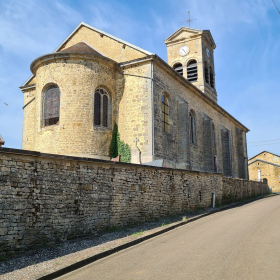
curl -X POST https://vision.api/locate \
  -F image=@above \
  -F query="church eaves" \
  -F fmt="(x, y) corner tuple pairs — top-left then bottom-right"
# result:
(164, 26), (216, 49)
(54, 22), (153, 55)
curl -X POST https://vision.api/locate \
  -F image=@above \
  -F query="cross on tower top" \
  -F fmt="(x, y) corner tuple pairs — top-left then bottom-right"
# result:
(182, 11), (197, 28)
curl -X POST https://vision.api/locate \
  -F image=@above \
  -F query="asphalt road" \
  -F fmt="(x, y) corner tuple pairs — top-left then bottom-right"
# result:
(58, 195), (280, 280)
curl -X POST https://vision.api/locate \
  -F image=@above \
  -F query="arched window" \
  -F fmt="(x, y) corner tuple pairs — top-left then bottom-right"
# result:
(94, 88), (110, 127)
(204, 61), (209, 85)
(209, 66), (215, 88)
(187, 60), (198, 82)
(162, 94), (169, 133)
(173, 63), (183, 76)
(189, 110), (196, 145)
(43, 85), (60, 126)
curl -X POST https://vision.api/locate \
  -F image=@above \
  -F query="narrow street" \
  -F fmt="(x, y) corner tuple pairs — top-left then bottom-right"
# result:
(58, 196), (280, 280)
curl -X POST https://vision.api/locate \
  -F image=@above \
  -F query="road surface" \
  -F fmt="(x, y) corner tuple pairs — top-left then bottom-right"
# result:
(58, 195), (280, 280)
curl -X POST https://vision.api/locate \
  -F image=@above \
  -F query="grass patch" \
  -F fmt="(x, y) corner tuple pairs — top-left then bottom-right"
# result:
(132, 231), (144, 236)
(161, 222), (171, 227)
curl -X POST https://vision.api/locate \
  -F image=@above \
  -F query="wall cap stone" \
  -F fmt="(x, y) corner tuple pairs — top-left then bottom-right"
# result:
(0, 147), (224, 176)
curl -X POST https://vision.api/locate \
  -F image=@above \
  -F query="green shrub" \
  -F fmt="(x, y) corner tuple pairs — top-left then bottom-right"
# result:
(110, 123), (131, 163)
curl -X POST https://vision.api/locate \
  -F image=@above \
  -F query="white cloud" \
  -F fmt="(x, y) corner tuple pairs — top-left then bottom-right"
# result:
(0, 0), (82, 56)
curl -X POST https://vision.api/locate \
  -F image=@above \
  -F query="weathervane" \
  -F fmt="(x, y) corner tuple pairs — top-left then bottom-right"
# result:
(182, 11), (197, 28)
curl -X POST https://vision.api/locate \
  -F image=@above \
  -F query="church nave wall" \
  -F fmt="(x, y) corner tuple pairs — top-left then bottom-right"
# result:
(153, 62), (247, 178)
(59, 26), (148, 63)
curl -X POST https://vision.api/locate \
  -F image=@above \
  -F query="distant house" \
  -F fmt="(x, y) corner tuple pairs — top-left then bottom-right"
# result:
(248, 151), (280, 192)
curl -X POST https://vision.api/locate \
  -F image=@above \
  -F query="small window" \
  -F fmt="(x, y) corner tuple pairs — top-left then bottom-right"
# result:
(43, 85), (60, 127)
(190, 111), (196, 144)
(209, 66), (215, 88)
(204, 61), (209, 85)
(162, 94), (169, 133)
(187, 60), (198, 82)
(94, 88), (110, 127)
(173, 63), (183, 76)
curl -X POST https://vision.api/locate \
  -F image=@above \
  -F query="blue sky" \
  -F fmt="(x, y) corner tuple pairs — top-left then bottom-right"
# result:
(0, 0), (279, 159)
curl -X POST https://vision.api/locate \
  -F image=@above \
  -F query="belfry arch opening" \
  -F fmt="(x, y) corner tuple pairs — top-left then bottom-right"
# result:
(187, 60), (198, 82)
(173, 63), (183, 76)
(204, 61), (209, 85)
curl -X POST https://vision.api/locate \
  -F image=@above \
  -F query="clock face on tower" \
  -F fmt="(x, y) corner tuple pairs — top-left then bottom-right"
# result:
(179, 45), (189, 56)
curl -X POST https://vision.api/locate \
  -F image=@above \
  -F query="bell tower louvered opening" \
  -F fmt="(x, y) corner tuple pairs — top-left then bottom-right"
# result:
(187, 60), (198, 82)
(173, 63), (183, 76)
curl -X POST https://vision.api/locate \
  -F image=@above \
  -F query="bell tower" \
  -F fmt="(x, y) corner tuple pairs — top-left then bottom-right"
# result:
(164, 27), (217, 102)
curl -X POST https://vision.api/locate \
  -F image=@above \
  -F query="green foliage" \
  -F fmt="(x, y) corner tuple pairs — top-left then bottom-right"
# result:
(110, 123), (131, 163)
(110, 124), (118, 159)
(132, 231), (144, 236)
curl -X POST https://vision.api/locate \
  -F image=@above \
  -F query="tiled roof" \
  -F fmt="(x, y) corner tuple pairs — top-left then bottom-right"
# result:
(58, 42), (103, 55)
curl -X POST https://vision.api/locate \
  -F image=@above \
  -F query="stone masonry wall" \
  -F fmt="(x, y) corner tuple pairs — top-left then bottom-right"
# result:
(23, 54), (116, 160)
(0, 148), (269, 257)
(153, 62), (247, 178)
(59, 26), (147, 63)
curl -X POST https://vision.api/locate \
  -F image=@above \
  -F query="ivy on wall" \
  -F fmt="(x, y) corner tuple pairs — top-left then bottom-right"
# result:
(110, 123), (131, 163)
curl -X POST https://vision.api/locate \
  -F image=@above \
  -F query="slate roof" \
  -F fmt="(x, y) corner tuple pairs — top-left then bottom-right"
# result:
(58, 42), (103, 56)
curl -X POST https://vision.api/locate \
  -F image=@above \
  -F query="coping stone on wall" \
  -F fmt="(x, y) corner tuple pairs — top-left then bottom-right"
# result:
(0, 147), (224, 176)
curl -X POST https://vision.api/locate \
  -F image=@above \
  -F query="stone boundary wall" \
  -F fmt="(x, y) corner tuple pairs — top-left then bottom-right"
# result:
(0, 148), (269, 257)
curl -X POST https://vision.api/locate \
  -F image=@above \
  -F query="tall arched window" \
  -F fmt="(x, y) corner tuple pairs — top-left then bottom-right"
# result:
(189, 110), (196, 145)
(173, 63), (183, 76)
(187, 60), (198, 82)
(162, 94), (169, 133)
(204, 61), (209, 85)
(43, 85), (60, 126)
(209, 66), (215, 88)
(94, 88), (110, 127)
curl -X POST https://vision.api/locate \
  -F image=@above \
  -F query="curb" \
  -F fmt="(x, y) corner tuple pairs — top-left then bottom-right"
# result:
(37, 194), (278, 280)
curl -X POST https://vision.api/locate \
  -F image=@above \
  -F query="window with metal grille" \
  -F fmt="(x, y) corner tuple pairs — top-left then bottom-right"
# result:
(187, 60), (198, 82)
(204, 62), (209, 85)
(190, 111), (196, 144)
(209, 66), (215, 88)
(173, 63), (183, 76)
(94, 88), (109, 127)
(43, 85), (60, 127)
(162, 94), (169, 133)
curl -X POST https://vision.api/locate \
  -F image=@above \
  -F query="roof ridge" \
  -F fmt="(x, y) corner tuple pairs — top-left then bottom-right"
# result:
(249, 150), (280, 161)
(54, 22), (153, 56)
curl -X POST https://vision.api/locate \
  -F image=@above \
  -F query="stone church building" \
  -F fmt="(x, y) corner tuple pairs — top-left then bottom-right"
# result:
(20, 22), (248, 178)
